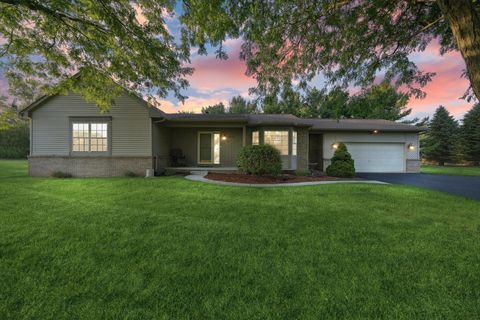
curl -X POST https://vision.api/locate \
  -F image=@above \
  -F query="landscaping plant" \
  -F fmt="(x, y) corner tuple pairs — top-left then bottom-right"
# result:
(236, 144), (282, 176)
(326, 143), (355, 178)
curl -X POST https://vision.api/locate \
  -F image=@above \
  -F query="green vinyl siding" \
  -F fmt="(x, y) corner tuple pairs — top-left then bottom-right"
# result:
(31, 93), (152, 156)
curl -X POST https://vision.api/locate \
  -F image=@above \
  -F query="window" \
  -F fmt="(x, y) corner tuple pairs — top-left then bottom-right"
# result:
(292, 131), (297, 156)
(264, 131), (289, 155)
(252, 131), (259, 145)
(72, 121), (109, 153)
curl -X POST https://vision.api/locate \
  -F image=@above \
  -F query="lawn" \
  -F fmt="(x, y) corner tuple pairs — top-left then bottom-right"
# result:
(421, 164), (480, 176)
(1, 160), (480, 319)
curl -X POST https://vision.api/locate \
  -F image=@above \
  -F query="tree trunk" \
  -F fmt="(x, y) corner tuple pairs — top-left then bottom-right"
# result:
(439, 160), (445, 166)
(437, 0), (480, 101)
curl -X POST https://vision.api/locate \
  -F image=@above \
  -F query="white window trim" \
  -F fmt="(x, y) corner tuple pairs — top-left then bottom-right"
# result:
(197, 131), (221, 165)
(69, 117), (112, 156)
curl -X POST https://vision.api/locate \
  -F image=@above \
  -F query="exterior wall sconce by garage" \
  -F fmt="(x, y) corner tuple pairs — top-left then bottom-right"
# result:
(408, 143), (415, 151)
(221, 135), (227, 141)
(372, 129), (379, 134)
(332, 143), (339, 149)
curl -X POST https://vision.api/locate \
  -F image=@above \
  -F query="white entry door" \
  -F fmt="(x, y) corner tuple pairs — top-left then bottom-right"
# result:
(345, 143), (405, 173)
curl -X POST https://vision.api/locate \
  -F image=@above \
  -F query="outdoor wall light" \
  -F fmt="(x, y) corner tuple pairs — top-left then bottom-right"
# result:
(372, 129), (379, 134)
(408, 143), (415, 150)
(221, 135), (227, 141)
(332, 143), (339, 149)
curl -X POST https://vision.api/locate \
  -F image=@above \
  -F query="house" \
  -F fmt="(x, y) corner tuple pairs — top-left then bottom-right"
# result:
(21, 92), (425, 177)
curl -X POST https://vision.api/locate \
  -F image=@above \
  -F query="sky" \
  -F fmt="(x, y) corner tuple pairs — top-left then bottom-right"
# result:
(157, 37), (475, 120)
(0, 8), (476, 120)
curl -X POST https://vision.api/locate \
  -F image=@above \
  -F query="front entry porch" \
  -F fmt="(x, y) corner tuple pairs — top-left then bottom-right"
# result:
(152, 123), (245, 171)
(152, 120), (310, 173)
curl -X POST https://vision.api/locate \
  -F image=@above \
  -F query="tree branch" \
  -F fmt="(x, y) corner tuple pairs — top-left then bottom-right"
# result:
(0, 0), (109, 34)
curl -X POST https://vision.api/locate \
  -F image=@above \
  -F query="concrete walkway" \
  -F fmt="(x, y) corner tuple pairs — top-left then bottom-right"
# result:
(185, 172), (387, 187)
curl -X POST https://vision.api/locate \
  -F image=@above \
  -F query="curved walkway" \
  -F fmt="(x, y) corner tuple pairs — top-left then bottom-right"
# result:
(185, 172), (388, 188)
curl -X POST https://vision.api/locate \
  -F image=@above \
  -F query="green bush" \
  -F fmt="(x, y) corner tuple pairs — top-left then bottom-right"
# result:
(51, 171), (73, 178)
(295, 169), (311, 176)
(236, 144), (282, 176)
(326, 143), (355, 178)
(124, 170), (139, 177)
(0, 123), (29, 159)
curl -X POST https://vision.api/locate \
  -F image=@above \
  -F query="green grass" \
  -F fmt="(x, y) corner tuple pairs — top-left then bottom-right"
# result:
(1, 160), (480, 319)
(421, 164), (480, 176)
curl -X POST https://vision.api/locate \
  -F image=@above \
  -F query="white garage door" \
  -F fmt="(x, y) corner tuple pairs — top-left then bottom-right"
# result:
(345, 143), (405, 173)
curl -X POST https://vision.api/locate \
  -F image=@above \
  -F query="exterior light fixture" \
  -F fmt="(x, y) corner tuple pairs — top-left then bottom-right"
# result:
(408, 143), (415, 151)
(221, 135), (227, 141)
(373, 129), (379, 134)
(332, 143), (339, 149)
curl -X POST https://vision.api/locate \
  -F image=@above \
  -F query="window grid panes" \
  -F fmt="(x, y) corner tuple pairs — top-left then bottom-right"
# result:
(72, 122), (108, 153)
(264, 131), (289, 155)
(252, 131), (259, 145)
(292, 131), (297, 156)
(72, 123), (90, 152)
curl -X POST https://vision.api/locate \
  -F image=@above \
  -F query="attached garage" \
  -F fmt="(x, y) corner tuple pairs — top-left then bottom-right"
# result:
(345, 143), (405, 173)
(320, 128), (423, 173)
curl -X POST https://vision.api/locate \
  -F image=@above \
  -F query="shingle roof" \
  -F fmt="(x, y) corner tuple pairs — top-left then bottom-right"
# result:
(301, 118), (427, 132)
(162, 113), (426, 132)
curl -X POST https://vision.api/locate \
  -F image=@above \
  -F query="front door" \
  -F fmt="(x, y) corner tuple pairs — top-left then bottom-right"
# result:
(198, 132), (220, 165)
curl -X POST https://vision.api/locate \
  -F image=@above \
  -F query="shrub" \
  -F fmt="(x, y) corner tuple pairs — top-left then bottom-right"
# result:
(326, 143), (355, 178)
(51, 171), (73, 178)
(0, 123), (29, 159)
(124, 170), (139, 177)
(295, 169), (311, 176)
(236, 144), (282, 176)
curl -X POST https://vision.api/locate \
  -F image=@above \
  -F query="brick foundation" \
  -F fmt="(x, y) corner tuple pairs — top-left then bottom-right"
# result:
(406, 159), (421, 173)
(28, 156), (153, 177)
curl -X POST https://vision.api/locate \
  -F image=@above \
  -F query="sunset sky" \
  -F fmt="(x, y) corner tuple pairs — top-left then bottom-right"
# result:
(0, 10), (476, 120)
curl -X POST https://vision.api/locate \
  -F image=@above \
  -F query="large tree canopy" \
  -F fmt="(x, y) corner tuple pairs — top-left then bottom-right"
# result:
(183, 0), (480, 101)
(1, 0), (479, 110)
(0, 0), (191, 110)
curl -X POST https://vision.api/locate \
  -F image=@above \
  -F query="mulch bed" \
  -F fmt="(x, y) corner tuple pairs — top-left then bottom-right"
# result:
(205, 172), (359, 184)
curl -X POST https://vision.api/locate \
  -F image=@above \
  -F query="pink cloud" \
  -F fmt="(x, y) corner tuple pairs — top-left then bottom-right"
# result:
(187, 44), (255, 94)
(158, 91), (233, 113)
(408, 41), (475, 119)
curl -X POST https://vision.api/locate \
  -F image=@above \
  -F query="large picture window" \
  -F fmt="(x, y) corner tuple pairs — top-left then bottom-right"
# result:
(264, 131), (289, 155)
(72, 121), (109, 153)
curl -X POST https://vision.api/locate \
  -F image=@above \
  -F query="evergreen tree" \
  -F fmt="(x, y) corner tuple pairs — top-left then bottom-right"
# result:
(422, 106), (459, 166)
(228, 96), (257, 114)
(461, 104), (480, 165)
(201, 103), (226, 114)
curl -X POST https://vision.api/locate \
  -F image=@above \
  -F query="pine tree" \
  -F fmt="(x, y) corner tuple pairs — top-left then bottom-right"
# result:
(422, 106), (459, 166)
(461, 104), (480, 166)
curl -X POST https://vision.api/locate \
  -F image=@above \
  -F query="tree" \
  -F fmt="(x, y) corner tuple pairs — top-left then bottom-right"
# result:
(182, 0), (480, 102)
(402, 116), (430, 127)
(0, 0), (191, 110)
(422, 106), (459, 166)
(201, 102), (226, 114)
(348, 82), (411, 121)
(326, 143), (355, 178)
(461, 104), (480, 166)
(0, 97), (29, 158)
(318, 88), (351, 119)
(228, 95), (257, 114)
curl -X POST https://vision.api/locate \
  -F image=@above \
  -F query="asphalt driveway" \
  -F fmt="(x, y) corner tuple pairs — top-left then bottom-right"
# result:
(357, 173), (480, 201)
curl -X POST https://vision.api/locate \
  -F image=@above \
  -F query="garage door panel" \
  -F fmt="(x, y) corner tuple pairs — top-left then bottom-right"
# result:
(345, 143), (405, 173)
